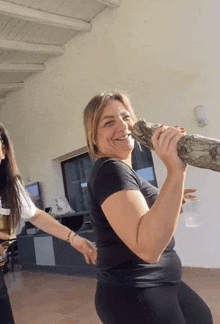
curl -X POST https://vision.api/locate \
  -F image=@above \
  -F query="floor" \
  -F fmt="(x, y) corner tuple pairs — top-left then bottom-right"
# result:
(4, 264), (220, 324)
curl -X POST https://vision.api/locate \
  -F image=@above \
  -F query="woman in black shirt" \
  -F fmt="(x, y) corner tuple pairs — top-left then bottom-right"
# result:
(83, 91), (213, 324)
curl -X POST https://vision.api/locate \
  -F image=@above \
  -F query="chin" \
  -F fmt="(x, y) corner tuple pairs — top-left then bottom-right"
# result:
(121, 144), (134, 154)
(128, 140), (135, 150)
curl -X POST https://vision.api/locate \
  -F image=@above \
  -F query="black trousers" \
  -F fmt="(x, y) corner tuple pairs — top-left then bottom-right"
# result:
(95, 281), (213, 324)
(0, 270), (15, 324)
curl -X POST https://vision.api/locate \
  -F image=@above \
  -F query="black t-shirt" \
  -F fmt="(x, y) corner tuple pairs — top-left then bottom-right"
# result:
(88, 157), (182, 287)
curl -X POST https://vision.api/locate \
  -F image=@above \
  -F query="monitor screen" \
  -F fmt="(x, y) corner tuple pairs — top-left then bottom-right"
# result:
(25, 182), (43, 209)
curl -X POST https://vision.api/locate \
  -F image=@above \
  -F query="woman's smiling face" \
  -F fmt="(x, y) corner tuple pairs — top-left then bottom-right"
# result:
(96, 100), (135, 160)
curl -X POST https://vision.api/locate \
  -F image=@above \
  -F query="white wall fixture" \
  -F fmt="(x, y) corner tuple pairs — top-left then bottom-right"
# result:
(193, 105), (208, 127)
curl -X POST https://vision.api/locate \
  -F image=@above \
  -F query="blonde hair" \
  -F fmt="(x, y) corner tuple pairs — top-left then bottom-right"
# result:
(83, 91), (137, 160)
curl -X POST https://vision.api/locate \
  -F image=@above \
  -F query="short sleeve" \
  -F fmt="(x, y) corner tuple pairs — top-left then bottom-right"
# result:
(18, 182), (37, 219)
(91, 159), (140, 206)
(138, 177), (159, 208)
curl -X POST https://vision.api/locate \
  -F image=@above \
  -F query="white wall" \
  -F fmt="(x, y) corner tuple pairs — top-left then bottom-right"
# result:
(1, 0), (220, 267)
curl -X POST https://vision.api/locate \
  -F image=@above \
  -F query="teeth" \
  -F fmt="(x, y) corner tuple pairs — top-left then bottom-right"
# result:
(118, 135), (129, 140)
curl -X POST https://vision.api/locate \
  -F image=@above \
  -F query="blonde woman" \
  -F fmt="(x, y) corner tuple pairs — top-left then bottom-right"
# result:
(83, 92), (212, 324)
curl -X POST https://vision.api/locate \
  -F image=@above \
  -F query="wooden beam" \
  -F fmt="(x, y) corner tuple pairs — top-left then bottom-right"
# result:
(0, 64), (45, 73)
(0, 39), (65, 56)
(0, 98), (6, 105)
(0, 1), (92, 31)
(95, 0), (122, 7)
(0, 83), (24, 90)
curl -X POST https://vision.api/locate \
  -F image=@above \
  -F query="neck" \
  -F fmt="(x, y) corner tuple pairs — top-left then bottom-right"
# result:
(120, 155), (132, 168)
(98, 152), (133, 168)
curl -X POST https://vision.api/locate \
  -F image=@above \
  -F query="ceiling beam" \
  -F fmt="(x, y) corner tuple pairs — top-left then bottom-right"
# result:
(0, 63), (45, 73)
(95, 0), (122, 7)
(0, 39), (65, 56)
(0, 98), (6, 105)
(0, 1), (92, 31)
(0, 83), (24, 90)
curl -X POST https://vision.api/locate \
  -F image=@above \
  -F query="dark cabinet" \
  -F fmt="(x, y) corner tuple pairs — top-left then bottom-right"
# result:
(17, 212), (96, 277)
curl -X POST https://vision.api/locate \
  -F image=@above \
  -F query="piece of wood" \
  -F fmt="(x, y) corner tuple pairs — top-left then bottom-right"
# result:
(132, 119), (220, 172)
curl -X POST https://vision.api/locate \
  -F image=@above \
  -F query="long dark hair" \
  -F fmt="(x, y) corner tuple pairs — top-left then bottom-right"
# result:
(0, 123), (21, 229)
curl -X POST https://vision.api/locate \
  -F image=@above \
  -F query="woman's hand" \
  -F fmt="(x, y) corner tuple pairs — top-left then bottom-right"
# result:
(70, 233), (97, 265)
(180, 189), (197, 213)
(182, 189), (197, 205)
(0, 232), (10, 257)
(152, 125), (187, 174)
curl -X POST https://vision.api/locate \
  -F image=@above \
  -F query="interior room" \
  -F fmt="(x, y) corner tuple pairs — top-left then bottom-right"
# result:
(1, 0), (220, 323)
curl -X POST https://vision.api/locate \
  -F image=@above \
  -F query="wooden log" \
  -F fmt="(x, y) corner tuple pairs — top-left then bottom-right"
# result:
(132, 119), (220, 172)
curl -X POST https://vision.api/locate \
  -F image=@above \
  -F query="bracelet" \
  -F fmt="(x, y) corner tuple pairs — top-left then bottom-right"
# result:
(66, 230), (73, 243)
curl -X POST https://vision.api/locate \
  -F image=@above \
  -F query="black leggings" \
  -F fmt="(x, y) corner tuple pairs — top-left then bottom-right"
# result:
(95, 281), (213, 324)
(0, 270), (15, 324)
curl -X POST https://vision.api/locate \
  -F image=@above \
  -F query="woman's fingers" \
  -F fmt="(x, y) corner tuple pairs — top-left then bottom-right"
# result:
(153, 127), (183, 155)
(152, 125), (187, 172)
(0, 233), (10, 256)
(152, 125), (164, 146)
(158, 128), (180, 150)
(0, 245), (5, 257)
(152, 126), (185, 150)
(83, 241), (97, 265)
(70, 235), (97, 265)
(184, 189), (198, 200)
(0, 232), (10, 240)
(83, 252), (90, 264)
(184, 189), (197, 194)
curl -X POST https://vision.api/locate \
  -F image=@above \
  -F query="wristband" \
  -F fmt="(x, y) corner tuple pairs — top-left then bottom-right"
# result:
(66, 230), (73, 243)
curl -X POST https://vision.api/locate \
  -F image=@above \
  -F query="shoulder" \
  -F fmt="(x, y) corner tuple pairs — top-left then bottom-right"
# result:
(90, 157), (139, 187)
(89, 158), (141, 205)
(93, 157), (129, 172)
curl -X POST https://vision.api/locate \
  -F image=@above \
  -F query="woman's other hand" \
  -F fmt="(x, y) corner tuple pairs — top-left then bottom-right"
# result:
(0, 232), (10, 257)
(180, 189), (197, 213)
(152, 125), (187, 173)
(182, 189), (197, 205)
(70, 233), (97, 265)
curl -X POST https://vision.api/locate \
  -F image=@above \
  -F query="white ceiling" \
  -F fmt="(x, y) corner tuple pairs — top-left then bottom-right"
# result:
(0, 0), (122, 103)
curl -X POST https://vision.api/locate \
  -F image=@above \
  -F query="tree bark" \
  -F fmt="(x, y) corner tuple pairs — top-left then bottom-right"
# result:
(132, 119), (220, 172)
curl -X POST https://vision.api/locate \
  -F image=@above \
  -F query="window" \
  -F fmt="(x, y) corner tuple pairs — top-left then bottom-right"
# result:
(61, 144), (157, 213)
(61, 153), (93, 212)
(132, 143), (158, 187)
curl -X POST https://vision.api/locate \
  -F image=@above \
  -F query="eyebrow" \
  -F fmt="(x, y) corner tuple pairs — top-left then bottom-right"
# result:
(100, 112), (130, 123)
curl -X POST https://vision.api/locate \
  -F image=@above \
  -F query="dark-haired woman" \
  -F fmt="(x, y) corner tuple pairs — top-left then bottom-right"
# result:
(0, 123), (97, 324)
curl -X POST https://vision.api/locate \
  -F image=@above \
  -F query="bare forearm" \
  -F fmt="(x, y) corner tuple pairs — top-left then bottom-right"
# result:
(30, 209), (97, 265)
(30, 209), (73, 241)
(137, 171), (185, 262)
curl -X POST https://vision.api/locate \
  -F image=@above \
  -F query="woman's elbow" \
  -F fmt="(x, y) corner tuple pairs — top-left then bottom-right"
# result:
(142, 255), (161, 264)
(137, 248), (162, 264)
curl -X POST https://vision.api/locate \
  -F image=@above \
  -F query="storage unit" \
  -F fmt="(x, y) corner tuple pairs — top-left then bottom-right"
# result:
(17, 212), (96, 277)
